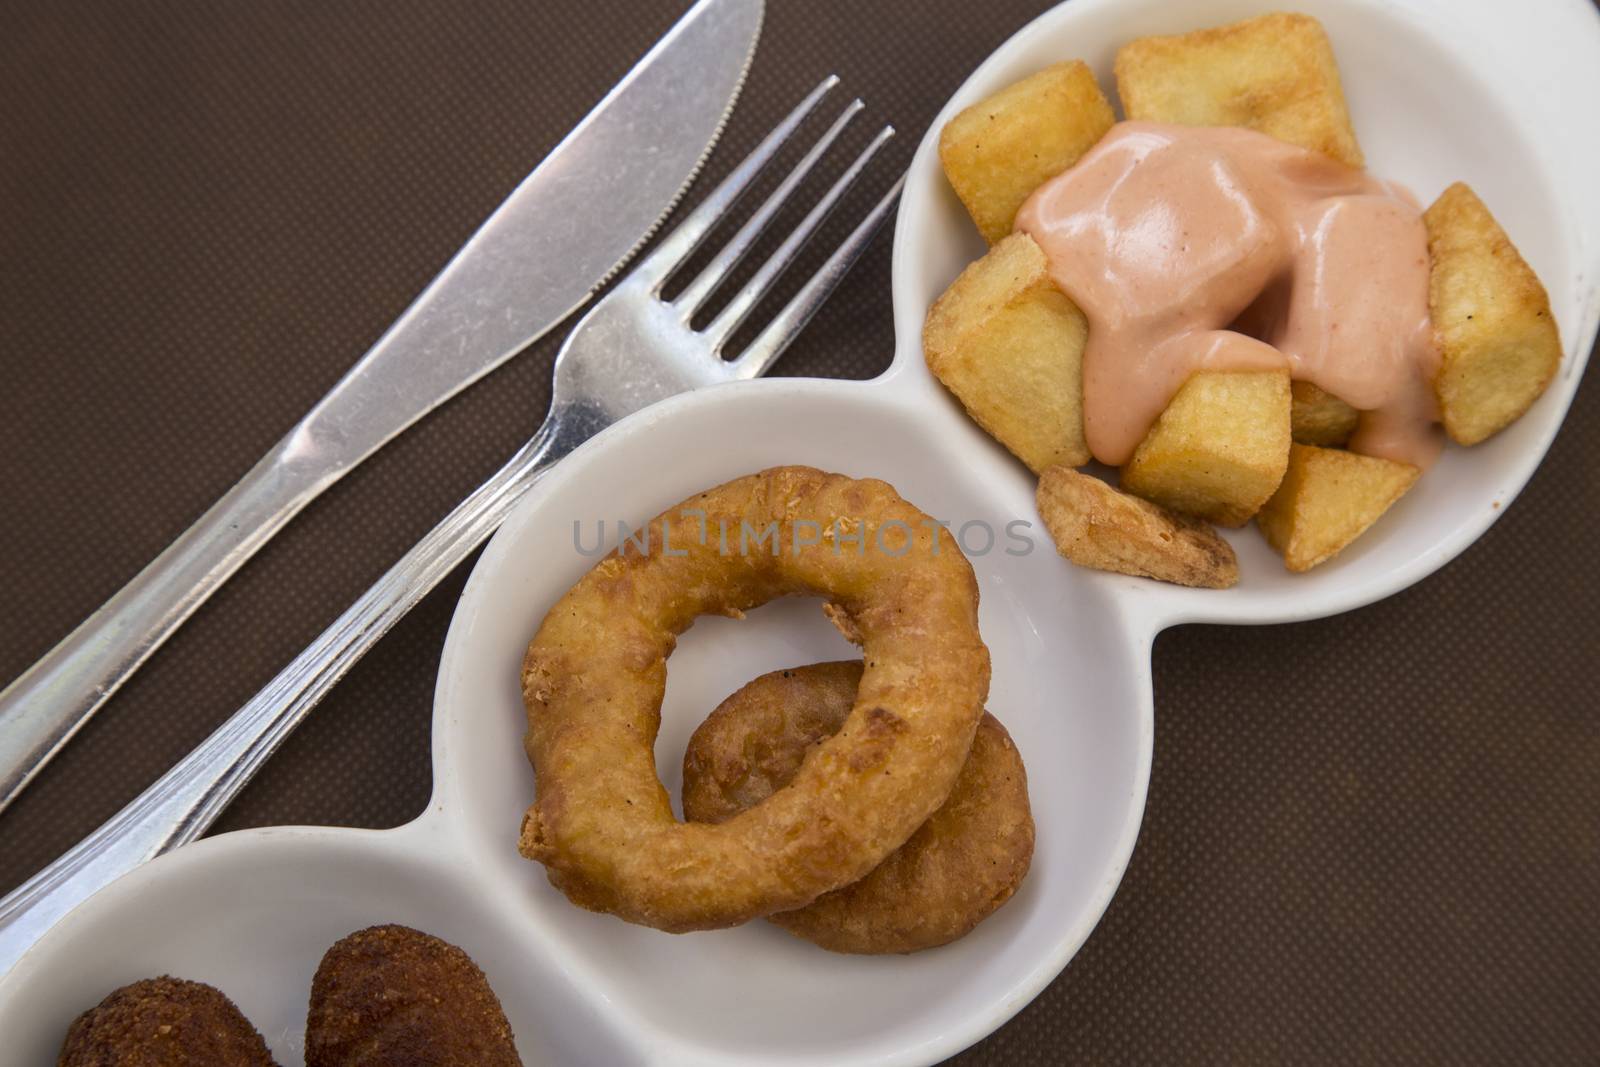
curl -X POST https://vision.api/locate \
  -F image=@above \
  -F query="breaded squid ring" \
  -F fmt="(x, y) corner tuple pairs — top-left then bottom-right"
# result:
(518, 466), (990, 933)
(683, 661), (1033, 954)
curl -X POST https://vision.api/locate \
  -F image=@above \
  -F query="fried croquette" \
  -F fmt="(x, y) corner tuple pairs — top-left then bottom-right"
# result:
(305, 924), (520, 1067)
(520, 467), (990, 933)
(683, 661), (1033, 954)
(58, 975), (277, 1066)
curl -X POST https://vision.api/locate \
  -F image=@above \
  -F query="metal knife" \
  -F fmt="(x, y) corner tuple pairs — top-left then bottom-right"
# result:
(0, 0), (763, 813)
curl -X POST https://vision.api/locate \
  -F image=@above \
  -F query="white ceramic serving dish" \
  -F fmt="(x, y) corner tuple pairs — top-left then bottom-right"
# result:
(3, 0), (1596, 1063)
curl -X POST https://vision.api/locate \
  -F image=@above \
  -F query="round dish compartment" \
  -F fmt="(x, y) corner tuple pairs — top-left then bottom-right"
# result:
(0, 826), (642, 1066)
(433, 379), (1152, 1064)
(888, 0), (1598, 627)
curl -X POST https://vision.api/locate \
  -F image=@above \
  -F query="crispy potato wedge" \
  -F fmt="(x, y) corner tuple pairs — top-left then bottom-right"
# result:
(1256, 444), (1419, 571)
(1038, 466), (1238, 588)
(1114, 12), (1363, 168)
(1121, 370), (1291, 527)
(924, 232), (1090, 471)
(1291, 380), (1359, 447)
(939, 61), (1115, 244)
(1424, 182), (1562, 445)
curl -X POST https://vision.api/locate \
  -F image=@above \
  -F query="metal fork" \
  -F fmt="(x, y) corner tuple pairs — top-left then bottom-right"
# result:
(0, 76), (902, 974)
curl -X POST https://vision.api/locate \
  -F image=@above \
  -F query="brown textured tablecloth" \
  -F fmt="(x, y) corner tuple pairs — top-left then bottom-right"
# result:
(3, 1), (1597, 1061)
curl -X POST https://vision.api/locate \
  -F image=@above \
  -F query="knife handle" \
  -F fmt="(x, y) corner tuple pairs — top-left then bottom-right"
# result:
(0, 409), (589, 975)
(0, 428), (334, 814)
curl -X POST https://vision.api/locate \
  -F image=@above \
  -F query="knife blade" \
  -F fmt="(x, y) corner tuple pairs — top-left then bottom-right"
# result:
(0, 0), (763, 812)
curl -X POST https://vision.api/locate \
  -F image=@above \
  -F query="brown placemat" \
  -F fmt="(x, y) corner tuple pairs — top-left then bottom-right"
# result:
(2, 1), (1597, 1061)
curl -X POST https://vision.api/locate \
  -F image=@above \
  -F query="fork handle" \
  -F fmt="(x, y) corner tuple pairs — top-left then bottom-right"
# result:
(0, 432), (341, 815)
(0, 407), (592, 976)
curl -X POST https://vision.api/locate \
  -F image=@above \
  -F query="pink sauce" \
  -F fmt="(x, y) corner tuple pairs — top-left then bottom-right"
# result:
(1015, 122), (1442, 469)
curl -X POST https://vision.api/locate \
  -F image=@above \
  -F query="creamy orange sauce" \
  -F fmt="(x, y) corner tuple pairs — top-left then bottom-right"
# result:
(1015, 122), (1442, 469)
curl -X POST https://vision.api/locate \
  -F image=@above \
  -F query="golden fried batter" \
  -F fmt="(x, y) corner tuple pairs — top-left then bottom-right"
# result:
(684, 661), (1033, 953)
(305, 925), (520, 1067)
(520, 467), (990, 933)
(58, 975), (277, 1066)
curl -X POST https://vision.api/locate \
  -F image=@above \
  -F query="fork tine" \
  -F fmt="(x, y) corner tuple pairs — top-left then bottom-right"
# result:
(728, 173), (905, 380)
(705, 124), (894, 353)
(672, 98), (865, 318)
(632, 76), (840, 291)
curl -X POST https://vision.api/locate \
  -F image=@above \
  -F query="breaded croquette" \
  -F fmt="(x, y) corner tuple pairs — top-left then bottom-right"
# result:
(305, 924), (520, 1067)
(58, 975), (277, 1066)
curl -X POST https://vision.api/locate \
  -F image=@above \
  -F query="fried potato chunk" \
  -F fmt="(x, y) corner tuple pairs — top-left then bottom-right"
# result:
(1291, 380), (1360, 447)
(1121, 370), (1291, 527)
(1256, 444), (1419, 571)
(1114, 12), (1363, 168)
(939, 61), (1115, 243)
(683, 661), (1033, 955)
(924, 232), (1090, 471)
(1037, 466), (1238, 588)
(1424, 182), (1562, 445)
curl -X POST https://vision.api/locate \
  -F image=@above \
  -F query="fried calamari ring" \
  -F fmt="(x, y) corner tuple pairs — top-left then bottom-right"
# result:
(683, 661), (1033, 953)
(519, 466), (990, 932)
